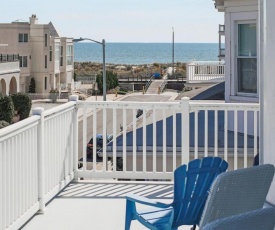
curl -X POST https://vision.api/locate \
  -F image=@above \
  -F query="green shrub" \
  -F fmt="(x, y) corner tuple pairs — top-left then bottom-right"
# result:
(96, 71), (119, 93)
(0, 96), (14, 123)
(117, 91), (127, 95)
(119, 87), (128, 92)
(11, 93), (32, 120)
(28, 77), (36, 93)
(0, 120), (9, 129)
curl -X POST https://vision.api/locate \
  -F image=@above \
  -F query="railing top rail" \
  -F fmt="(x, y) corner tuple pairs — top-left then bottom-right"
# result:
(190, 101), (259, 110)
(44, 101), (76, 118)
(77, 99), (259, 111)
(189, 61), (225, 64)
(77, 100), (181, 110)
(0, 116), (39, 140)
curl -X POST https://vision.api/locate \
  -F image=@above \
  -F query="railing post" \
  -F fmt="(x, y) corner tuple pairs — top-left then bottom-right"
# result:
(69, 95), (79, 181)
(32, 107), (45, 213)
(186, 63), (189, 83)
(181, 97), (190, 165)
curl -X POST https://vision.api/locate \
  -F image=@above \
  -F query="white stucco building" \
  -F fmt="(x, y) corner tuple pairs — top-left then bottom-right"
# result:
(0, 14), (74, 94)
(0, 46), (20, 96)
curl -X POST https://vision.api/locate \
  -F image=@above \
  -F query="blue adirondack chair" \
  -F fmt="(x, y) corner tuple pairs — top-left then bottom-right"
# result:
(125, 157), (228, 230)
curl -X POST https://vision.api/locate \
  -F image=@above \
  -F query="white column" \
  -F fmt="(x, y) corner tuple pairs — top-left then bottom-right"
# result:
(69, 95), (79, 180)
(32, 107), (45, 213)
(261, 0), (275, 205)
(181, 97), (190, 165)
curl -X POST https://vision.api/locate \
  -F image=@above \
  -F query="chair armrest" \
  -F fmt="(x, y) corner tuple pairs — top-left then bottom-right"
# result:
(126, 194), (171, 208)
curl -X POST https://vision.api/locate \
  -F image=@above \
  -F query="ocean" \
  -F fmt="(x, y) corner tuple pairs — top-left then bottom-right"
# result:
(74, 43), (220, 65)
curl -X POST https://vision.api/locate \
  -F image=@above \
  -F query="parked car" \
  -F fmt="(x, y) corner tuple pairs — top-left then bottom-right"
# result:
(87, 134), (113, 158)
(136, 109), (143, 118)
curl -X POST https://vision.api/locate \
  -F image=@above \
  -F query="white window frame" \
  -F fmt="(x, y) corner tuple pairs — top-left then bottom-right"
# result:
(18, 33), (28, 43)
(55, 42), (60, 61)
(66, 45), (73, 66)
(230, 12), (259, 100)
(235, 20), (257, 96)
(19, 56), (28, 67)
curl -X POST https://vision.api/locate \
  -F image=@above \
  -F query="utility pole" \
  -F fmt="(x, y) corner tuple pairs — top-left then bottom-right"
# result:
(172, 27), (175, 78)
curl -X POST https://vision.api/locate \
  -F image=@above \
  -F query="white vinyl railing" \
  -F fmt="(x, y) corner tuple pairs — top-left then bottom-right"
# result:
(0, 96), (259, 229)
(76, 98), (259, 180)
(186, 61), (225, 83)
(43, 102), (76, 202)
(0, 97), (77, 230)
(0, 116), (39, 230)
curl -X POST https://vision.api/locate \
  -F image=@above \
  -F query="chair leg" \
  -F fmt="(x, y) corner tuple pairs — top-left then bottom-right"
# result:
(125, 200), (134, 230)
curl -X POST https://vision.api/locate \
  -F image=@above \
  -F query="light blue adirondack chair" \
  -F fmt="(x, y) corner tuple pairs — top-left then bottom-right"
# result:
(124, 157), (228, 230)
(199, 164), (275, 229)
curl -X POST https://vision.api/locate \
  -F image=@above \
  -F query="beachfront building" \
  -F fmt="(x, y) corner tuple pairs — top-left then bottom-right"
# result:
(0, 44), (20, 96)
(212, 0), (259, 136)
(214, 0), (275, 205)
(215, 0), (258, 104)
(0, 14), (74, 94)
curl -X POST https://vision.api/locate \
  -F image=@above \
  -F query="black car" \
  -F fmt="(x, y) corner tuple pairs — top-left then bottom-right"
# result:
(136, 109), (143, 118)
(87, 134), (113, 158)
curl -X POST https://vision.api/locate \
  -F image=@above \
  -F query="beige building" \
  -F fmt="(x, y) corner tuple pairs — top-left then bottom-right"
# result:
(0, 14), (74, 94)
(0, 49), (20, 96)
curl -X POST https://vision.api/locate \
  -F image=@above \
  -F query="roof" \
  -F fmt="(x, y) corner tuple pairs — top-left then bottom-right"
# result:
(48, 22), (60, 37)
(106, 111), (257, 152)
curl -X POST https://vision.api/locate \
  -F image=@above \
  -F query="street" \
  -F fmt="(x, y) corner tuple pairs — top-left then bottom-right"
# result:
(77, 93), (176, 166)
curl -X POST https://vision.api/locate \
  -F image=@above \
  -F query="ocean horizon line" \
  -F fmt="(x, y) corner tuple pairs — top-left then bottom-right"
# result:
(76, 42), (221, 44)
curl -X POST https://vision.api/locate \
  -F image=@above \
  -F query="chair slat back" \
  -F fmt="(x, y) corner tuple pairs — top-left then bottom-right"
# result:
(199, 164), (275, 229)
(201, 208), (275, 230)
(172, 157), (228, 226)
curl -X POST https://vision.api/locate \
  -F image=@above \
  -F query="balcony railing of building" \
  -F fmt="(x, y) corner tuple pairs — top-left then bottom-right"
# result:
(219, 48), (225, 57)
(219, 24), (225, 33)
(186, 61), (225, 83)
(0, 54), (19, 63)
(0, 96), (259, 230)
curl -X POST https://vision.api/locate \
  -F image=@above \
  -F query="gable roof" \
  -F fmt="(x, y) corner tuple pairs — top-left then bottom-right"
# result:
(48, 22), (59, 37)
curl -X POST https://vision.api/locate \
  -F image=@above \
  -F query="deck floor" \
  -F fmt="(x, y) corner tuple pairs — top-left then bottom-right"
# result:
(22, 181), (194, 230)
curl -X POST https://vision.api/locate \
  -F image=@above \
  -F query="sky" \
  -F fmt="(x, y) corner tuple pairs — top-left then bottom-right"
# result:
(0, 0), (224, 43)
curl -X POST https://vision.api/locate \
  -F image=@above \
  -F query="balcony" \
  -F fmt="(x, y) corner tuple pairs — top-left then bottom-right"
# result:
(219, 24), (225, 34)
(0, 96), (259, 229)
(219, 48), (225, 57)
(185, 61), (225, 90)
(0, 54), (19, 63)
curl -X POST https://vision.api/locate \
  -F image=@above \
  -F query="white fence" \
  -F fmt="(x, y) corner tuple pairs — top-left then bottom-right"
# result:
(0, 98), (77, 230)
(76, 98), (259, 180)
(0, 96), (259, 229)
(0, 117), (39, 230)
(186, 61), (225, 83)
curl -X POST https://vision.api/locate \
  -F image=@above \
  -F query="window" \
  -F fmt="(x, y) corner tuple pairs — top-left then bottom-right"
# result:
(19, 56), (28, 67)
(50, 46), (52, 61)
(60, 46), (63, 66)
(55, 42), (60, 61)
(236, 22), (257, 94)
(44, 77), (47, 90)
(18, 33), (28, 42)
(45, 34), (48, 47)
(45, 55), (47, 68)
(66, 45), (73, 65)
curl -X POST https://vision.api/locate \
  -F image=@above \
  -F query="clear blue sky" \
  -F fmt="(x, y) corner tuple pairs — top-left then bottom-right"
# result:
(0, 0), (223, 43)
